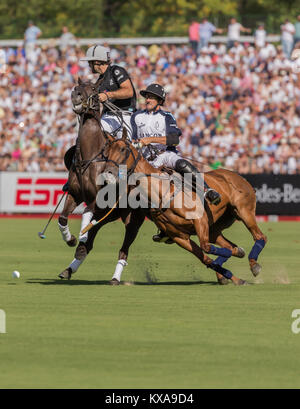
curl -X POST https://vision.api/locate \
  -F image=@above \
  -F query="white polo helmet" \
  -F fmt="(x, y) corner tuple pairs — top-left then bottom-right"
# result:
(80, 45), (110, 62)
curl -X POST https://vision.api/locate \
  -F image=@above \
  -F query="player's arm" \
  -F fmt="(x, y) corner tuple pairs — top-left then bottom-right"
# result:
(130, 112), (139, 140)
(164, 112), (182, 146)
(99, 67), (134, 101)
(140, 136), (167, 145)
(105, 79), (134, 100)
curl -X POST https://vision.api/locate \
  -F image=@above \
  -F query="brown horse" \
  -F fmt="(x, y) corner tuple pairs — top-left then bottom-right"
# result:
(95, 135), (267, 285)
(57, 77), (103, 248)
(58, 79), (145, 279)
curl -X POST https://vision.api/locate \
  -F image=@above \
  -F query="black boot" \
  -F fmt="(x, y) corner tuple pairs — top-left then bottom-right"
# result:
(175, 159), (221, 205)
(204, 186), (221, 205)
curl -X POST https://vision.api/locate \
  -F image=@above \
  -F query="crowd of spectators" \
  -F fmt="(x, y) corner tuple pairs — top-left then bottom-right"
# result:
(0, 22), (300, 175)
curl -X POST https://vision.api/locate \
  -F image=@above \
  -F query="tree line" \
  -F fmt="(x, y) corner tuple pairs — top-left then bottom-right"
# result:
(0, 0), (298, 39)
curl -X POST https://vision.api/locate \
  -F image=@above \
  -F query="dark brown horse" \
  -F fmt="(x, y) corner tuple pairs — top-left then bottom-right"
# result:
(58, 79), (145, 279)
(93, 135), (267, 285)
(57, 78), (102, 247)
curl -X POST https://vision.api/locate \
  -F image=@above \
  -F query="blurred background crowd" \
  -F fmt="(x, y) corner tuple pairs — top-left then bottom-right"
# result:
(0, 17), (300, 174)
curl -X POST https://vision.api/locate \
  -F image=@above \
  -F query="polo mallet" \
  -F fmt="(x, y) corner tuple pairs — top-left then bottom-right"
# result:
(38, 192), (67, 239)
(80, 197), (120, 235)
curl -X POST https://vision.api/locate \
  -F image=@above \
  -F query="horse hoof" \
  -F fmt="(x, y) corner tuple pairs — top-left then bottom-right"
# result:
(67, 235), (77, 247)
(234, 247), (245, 258)
(58, 267), (72, 280)
(250, 262), (262, 277)
(234, 278), (247, 286)
(110, 278), (120, 286)
(165, 238), (174, 244)
(217, 277), (229, 285)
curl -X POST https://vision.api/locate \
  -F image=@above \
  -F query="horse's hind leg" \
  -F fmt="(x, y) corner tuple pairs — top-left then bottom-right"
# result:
(236, 206), (267, 277)
(58, 193), (78, 247)
(110, 210), (146, 285)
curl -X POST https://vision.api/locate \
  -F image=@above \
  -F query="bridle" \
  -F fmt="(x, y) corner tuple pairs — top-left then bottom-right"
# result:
(72, 82), (101, 115)
(103, 139), (142, 179)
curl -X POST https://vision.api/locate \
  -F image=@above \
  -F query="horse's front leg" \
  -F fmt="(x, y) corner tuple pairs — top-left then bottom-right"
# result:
(58, 193), (78, 247)
(172, 233), (246, 286)
(58, 215), (105, 280)
(110, 210), (146, 285)
(193, 217), (245, 285)
(78, 203), (95, 244)
(215, 233), (246, 258)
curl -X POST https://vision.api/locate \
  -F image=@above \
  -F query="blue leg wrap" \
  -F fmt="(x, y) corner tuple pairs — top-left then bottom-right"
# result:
(248, 239), (266, 261)
(209, 261), (233, 279)
(214, 256), (228, 267)
(209, 245), (232, 258)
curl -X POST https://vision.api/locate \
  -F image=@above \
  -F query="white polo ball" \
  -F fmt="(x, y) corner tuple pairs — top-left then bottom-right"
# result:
(12, 270), (20, 279)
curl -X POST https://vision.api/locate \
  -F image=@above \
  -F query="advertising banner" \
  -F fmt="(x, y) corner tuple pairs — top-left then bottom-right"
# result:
(0, 172), (299, 215)
(243, 174), (300, 215)
(0, 172), (75, 213)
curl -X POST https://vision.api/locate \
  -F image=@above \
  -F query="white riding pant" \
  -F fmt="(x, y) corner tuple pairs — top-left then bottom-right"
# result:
(101, 113), (132, 139)
(149, 151), (181, 169)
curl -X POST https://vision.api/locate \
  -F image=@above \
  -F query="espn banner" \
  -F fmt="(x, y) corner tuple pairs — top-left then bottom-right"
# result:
(0, 172), (83, 214)
(243, 174), (300, 215)
(0, 172), (299, 215)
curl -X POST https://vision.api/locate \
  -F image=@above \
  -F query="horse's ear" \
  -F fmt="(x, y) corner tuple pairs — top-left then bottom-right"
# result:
(78, 77), (82, 85)
(121, 127), (128, 140)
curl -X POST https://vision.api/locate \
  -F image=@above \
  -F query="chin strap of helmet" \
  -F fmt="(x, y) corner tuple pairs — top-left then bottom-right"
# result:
(146, 98), (163, 113)
(88, 61), (97, 74)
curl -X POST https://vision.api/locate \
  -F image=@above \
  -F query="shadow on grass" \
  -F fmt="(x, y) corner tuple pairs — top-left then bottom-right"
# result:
(26, 278), (219, 286)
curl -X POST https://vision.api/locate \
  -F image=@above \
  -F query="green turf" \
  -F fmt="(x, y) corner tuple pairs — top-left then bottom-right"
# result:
(0, 218), (300, 389)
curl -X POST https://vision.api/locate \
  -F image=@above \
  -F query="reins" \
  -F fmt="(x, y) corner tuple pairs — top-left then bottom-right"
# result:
(103, 138), (142, 178)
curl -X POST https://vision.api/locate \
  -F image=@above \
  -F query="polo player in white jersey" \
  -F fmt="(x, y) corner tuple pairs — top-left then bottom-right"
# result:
(131, 83), (221, 243)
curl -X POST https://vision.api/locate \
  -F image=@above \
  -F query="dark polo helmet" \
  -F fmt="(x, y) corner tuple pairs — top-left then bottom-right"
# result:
(140, 83), (166, 104)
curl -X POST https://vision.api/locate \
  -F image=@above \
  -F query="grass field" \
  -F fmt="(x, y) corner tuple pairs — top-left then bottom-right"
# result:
(0, 217), (300, 389)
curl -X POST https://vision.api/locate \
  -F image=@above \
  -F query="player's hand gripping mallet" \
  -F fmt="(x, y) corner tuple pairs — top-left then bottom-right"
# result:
(38, 191), (67, 239)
